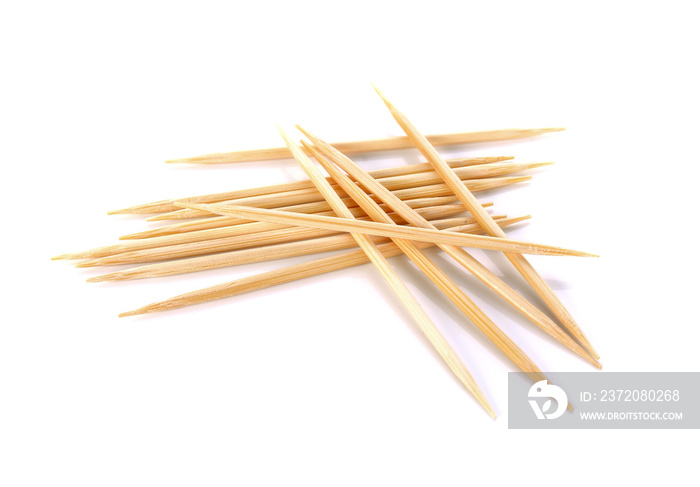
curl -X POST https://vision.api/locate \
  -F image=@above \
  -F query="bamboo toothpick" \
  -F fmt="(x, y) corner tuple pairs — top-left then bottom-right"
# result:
(70, 206), (470, 267)
(120, 196), (465, 240)
(60, 204), (467, 261)
(274, 125), (495, 417)
(117, 220), (526, 314)
(110, 156), (510, 215)
(88, 217), (520, 282)
(175, 202), (597, 257)
(149, 165), (539, 222)
(300, 130), (599, 367)
(373, 86), (599, 359)
(164, 128), (563, 164)
(304, 140), (558, 384)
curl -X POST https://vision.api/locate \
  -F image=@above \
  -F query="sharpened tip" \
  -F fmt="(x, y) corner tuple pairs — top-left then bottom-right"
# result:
(510, 175), (531, 183)
(295, 125), (317, 142)
(371, 83), (385, 98)
(118, 309), (143, 318)
(52, 253), (74, 260)
(86, 275), (113, 283)
(145, 213), (174, 222)
(119, 306), (156, 317)
(566, 250), (599, 258)
(372, 84), (393, 107)
(174, 201), (209, 211)
(585, 344), (601, 360)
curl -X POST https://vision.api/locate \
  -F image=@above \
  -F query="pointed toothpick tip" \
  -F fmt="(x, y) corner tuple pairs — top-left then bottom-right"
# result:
(371, 84), (391, 106)
(586, 345), (601, 360)
(146, 214), (170, 222)
(86, 273), (119, 283)
(508, 215), (532, 224)
(118, 309), (144, 318)
(273, 122), (286, 137)
(52, 253), (74, 260)
(295, 124), (319, 143)
(174, 201), (210, 211)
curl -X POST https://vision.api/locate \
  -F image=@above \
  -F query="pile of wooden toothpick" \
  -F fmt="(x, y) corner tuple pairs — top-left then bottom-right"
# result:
(54, 87), (600, 417)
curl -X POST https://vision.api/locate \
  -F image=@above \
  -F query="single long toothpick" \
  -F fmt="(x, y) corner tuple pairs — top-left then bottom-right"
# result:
(89, 217), (520, 282)
(274, 125), (495, 417)
(373, 86), (599, 359)
(300, 129), (599, 367)
(174, 202), (597, 257)
(165, 128), (563, 164)
(110, 156), (510, 215)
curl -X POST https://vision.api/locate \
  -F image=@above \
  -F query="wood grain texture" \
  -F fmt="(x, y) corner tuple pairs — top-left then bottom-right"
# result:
(300, 129), (599, 368)
(373, 86), (599, 359)
(164, 128), (563, 164)
(89, 218), (518, 282)
(175, 202), (597, 257)
(111, 156), (509, 215)
(147, 163), (538, 222)
(274, 126), (495, 417)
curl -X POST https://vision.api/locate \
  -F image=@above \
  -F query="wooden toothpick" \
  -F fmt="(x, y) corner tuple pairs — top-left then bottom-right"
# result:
(120, 196), (466, 240)
(373, 86), (599, 359)
(88, 217), (518, 282)
(304, 139), (562, 383)
(148, 169), (536, 222)
(174, 202), (597, 257)
(299, 129), (599, 368)
(61, 205), (467, 261)
(117, 219), (529, 315)
(69, 206), (470, 267)
(110, 156), (510, 215)
(275, 125), (495, 417)
(164, 128), (563, 164)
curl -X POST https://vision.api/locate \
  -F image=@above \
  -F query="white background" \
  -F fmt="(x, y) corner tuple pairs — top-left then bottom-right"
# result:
(2, 1), (699, 485)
